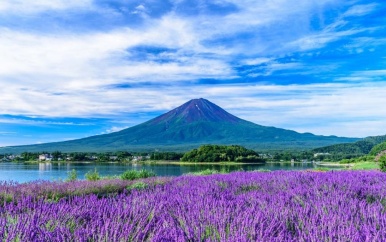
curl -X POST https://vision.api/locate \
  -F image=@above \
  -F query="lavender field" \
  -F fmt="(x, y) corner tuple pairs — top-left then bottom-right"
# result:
(1, 171), (386, 241)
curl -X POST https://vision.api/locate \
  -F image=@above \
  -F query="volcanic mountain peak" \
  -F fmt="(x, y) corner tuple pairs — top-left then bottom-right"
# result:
(148, 98), (241, 125)
(0, 98), (360, 153)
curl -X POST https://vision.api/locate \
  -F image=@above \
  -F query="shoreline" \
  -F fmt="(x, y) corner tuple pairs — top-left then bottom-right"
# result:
(315, 162), (353, 167)
(15, 160), (267, 166)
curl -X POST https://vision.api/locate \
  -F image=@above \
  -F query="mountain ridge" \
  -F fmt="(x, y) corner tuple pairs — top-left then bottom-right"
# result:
(0, 98), (359, 153)
(312, 134), (386, 156)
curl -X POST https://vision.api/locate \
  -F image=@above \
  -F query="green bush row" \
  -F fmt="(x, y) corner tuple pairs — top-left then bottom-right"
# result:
(66, 169), (156, 181)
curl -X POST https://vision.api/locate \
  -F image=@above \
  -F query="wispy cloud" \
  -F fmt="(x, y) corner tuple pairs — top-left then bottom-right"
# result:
(343, 3), (378, 17)
(103, 126), (129, 134)
(0, 132), (17, 135)
(0, 116), (94, 126)
(0, 0), (386, 145)
(0, 0), (91, 13)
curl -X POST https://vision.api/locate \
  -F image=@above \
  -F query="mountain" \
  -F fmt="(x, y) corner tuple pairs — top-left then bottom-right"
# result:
(312, 134), (386, 156)
(0, 98), (359, 153)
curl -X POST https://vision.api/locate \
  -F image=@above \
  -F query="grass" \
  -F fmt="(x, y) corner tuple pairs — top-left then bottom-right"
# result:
(314, 161), (379, 171)
(350, 162), (379, 170)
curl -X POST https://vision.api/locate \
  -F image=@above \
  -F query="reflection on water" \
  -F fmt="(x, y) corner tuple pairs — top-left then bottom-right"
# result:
(39, 162), (52, 172)
(0, 162), (319, 183)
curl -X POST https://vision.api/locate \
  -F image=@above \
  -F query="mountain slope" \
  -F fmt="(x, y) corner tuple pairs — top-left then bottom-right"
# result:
(0, 98), (359, 153)
(313, 134), (386, 156)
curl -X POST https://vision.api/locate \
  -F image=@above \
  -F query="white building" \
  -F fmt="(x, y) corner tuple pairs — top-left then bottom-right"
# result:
(39, 154), (53, 161)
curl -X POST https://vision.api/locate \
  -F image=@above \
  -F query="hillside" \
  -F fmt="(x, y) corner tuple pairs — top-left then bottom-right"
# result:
(0, 98), (359, 153)
(369, 141), (386, 156)
(313, 134), (386, 157)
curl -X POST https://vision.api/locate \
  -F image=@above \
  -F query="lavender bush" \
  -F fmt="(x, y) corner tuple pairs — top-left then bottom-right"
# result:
(1, 171), (386, 241)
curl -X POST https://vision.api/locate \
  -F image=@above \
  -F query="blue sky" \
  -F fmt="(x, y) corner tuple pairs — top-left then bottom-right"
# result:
(1, 0), (386, 146)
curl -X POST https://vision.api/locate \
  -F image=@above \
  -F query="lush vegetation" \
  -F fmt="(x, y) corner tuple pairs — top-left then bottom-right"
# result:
(120, 169), (156, 180)
(1, 151), (149, 162)
(84, 168), (101, 181)
(181, 145), (265, 163)
(149, 152), (183, 160)
(369, 141), (386, 156)
(339, 155), (376, 164)
(379, 155), (386, 172)
(351, 162), (379, 170)
(312, 134), (386, 159)
(1, 171), (386, 240)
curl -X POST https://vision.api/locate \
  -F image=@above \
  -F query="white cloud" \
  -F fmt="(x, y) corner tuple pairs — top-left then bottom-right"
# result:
(104, 126), (129, 134)
(0, 132), (17, 135)
(0, 117), (91, 126)
(0, 0), (92, 13)
(0, 17), (235, 117)
(354, 70), (386, 77)
(288, 28), (367, 52)
(243, 58), (272, 66)
(343, 3), (378, 17)
(0, 0), (385, 140)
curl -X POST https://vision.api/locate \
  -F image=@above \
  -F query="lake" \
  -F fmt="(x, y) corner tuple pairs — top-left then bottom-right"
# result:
(0, 162), (322, 183)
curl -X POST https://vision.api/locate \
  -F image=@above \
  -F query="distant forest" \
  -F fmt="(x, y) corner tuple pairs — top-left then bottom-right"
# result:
(2, 135), (386, 163)
(180, 145), (264, 163)
(312, 135), (386, 159)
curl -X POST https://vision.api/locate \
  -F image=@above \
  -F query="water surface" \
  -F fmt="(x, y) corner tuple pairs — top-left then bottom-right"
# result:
(0, 162), (320, 183)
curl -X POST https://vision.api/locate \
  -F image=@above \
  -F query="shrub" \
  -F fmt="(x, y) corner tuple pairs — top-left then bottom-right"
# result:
(138, 169), (156, 179)
(121, 169), (156, 180)
(120, 170), (138, 180)
(85, 168), (100, 181)
(379, 155), (386, 172)
(66, 169), (78, 182)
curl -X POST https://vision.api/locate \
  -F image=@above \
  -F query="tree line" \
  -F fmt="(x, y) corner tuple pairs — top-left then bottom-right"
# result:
(181, 145), (265, 163)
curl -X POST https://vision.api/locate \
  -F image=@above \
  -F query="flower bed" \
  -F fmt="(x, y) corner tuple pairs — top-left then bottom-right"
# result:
(1, 171), (385, 241)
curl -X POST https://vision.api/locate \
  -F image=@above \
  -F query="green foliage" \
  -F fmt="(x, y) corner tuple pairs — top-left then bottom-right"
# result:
(71, 153), (88, 161)
(66, 169), (78, 182)
(339, 155), (375, 164)
(370, 141), (386, 156)
(85, 168), (100, 181)
(189, 169), (219, 176)
(150, 152), (183, 160)
(120, 169), (156, 180)
(379, 156), (386, 172)
(127, 182), (148, 191)
(0, 193), (14, 204)
(313, 141), (373, 156)
(351, 162), (379, 170)
(364, 135), (386, 145)
(313, 134), (386, 159)
(188, 168), (237, 175)
(20, 152), (39, 161)
(254, 169), (270, 172)
(336, 155), (378, 170)
(181, 145), (264, 163)
(51, 151), (62, 160)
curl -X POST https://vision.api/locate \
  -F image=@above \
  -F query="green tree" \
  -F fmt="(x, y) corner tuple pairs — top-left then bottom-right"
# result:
(52, 151), (62, 161)
(379, 155), (386, 172)
(181, 145), (264, 163)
